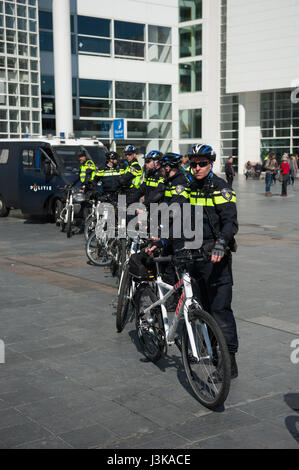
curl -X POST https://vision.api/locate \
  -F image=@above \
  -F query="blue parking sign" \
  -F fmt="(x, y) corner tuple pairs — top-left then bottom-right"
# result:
(113, 119), (125, 139)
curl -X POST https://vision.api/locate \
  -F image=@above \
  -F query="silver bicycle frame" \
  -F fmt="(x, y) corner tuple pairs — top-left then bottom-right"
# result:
(142, 271), (201, 361)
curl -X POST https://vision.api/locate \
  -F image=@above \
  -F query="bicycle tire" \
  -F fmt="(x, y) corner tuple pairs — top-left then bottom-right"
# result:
(116, 238), (127, 282)
(116, 262), (132, 332)
(86, 232), (111, 266)
(84, 215), (96, 242)
(181, 304), (231, 410)
(135, 284), (164, 363)
(66, 207), (72, 238)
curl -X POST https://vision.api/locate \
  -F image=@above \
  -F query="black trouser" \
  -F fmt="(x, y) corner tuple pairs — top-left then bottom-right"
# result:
(226, 174), (234, 188)
(281, 174), (289, 196)
(189, 255), (238, 354)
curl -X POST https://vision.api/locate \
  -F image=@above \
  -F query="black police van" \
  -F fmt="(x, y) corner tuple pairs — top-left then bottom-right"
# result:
(0, 137), (107, 219)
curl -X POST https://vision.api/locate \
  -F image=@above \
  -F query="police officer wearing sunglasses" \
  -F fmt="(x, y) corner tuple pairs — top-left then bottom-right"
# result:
(188, 144), (239, 382)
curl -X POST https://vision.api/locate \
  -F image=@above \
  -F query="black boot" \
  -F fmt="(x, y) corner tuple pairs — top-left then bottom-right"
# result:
(230, 353), (238, 379)
(208, 353), (238, 383)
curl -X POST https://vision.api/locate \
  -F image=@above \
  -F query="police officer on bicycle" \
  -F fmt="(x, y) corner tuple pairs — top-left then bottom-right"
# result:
(92, 151), (123, 203)
(188, 144), (239, 381)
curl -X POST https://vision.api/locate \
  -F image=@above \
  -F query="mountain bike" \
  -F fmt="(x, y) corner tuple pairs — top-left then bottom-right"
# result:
(134, 249), (231, 410)
(116, 235), (146, 332)
(59, 187), (85, 238)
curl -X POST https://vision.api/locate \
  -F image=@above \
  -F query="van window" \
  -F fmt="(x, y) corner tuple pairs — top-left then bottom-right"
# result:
(22, 149), (36, 169)
(0, 148), (9, 164)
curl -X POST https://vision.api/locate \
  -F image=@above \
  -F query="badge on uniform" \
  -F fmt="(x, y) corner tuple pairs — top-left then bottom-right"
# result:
(221, 188), (233, 201)
(175, 185), (185, 195)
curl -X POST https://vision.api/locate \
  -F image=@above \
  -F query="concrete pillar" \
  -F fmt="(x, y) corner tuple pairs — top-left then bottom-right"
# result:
(238, 94), (246, 174)
(52, 0), (73, 137)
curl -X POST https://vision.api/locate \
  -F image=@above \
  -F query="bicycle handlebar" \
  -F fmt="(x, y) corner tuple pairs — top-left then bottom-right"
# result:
(153, 249), (207, 265)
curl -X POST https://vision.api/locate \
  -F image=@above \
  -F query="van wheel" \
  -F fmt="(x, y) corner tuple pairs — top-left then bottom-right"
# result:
(0, 196), (10, 217)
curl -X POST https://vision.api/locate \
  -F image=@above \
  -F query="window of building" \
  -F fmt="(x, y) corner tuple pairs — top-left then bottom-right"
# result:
(148, 25), (171, 63)
(179, 24), (202, 58)
(179, 61), (202, 93)
(42, 97), (55, 115)
(79, 98), (112, 118)
(78, 16), (110, 37)
(115, 40), (144, 59)
(115, 21), (144, 41)
(179, 0), (202, 22)
(39, 11), (53, 30)
(39, 31), (53, 52)
(79, 79), (112, 99)
(78, 36), (110, 56)
(116, 100), (146, 119)
(179, 109), (202, 139)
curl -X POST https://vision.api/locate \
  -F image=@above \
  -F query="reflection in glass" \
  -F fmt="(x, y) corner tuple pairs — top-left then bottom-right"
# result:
(148, 25), (171, 44)
(116, 100), (145, 119)
(149, 102), (172, 120)
(179, 0), (202, 22)
(179, 24), (202, 58)
(80, 99), (112, 118)
(179, 61), (202, 93)
(116, 82), (145, 101)
(149, 84), (171, 101)
(148, 44), (171, 63)
(115, 40), (144, 59)
(179, 108), (202, 139)
(42, 98), (55, 115)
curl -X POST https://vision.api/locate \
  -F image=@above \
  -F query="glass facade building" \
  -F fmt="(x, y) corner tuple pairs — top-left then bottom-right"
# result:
(0, 0), (41, 138)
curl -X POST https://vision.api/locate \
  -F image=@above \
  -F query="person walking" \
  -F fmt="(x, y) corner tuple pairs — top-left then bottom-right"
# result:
(264, 153), (278, 196)
(288, 154), (298, 186)
(225, 156), (235, 187)
(280, 155), (290, 197)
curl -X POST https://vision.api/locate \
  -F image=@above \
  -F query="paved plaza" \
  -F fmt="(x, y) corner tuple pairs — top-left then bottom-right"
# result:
(0, 175), (298, 449)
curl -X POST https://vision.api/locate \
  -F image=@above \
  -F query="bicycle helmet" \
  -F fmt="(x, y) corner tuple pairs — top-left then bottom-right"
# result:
(124, 144), (137, 155)
(162, 152), (182, 168)
(190, 144), (216, 162)
(106, 151), (120, 163)
(145, 150), (163, 162)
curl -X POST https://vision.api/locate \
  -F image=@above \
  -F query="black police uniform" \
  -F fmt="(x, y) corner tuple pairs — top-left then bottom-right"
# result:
(188, 173), (239, 354)
(93, 164), (123, 202)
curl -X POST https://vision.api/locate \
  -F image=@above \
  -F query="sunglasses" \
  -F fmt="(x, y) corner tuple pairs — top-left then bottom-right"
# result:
(190, 160), (210, 168)
(125, 152), (134, 156)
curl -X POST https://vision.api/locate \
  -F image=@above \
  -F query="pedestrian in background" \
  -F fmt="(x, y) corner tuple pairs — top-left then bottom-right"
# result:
(288, 154), (298, 185)
(225, 156), (235, 187)
(264, 153), (278, 196)
(280, 155), (290, 197)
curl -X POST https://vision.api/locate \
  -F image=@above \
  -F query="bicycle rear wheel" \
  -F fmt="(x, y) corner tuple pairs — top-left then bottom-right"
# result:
(181, 304), (231, 409)
(135, 284), (164, 363)
(116, 262), (132, 332)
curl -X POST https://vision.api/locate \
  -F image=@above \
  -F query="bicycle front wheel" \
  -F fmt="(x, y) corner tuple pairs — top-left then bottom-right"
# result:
(116, 262), (133, 332)
(181, 305), (231, 410)
(86, 232), (111, 266)
(135, 284), (164, 363)
(84, 216), (96, 241)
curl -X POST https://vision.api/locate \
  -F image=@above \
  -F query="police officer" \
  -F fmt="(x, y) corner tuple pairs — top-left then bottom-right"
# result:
(71, 149), (96, 189)
(70, 149), (96, 232)
(130, 150), (165, 208)
(188, 144), (239, 381)
(120, 145), (143, 204)
(92, 151), (123, 203)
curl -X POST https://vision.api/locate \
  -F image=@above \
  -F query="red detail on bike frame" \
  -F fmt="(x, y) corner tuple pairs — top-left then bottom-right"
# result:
(175, 292), (184, 316)
(173, 279), (182, 291)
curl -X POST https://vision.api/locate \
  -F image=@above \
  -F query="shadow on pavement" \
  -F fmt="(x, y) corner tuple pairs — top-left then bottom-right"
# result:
(284, 393), (299, 444)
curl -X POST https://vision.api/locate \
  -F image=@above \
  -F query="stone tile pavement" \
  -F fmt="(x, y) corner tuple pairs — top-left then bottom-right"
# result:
(0, 175), (298, 449)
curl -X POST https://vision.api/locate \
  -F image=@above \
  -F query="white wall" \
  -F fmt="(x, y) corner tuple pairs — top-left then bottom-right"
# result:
(226, 0), (299, 93)
(238, 92), (261, 174)
(178, 0), (221, 172)
(77, 0), (178, 25)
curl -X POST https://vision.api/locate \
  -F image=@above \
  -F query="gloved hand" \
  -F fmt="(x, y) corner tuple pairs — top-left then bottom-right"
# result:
(211, 239), (226, 263)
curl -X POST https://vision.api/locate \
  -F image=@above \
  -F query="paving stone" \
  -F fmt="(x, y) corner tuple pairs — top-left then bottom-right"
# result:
(58, 424), (118, 449)
(0, 422), (53, 448)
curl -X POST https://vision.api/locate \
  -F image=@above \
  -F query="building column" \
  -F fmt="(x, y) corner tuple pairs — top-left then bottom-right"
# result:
(238, 94), (246, 174)
(52, 0), (73, 137)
